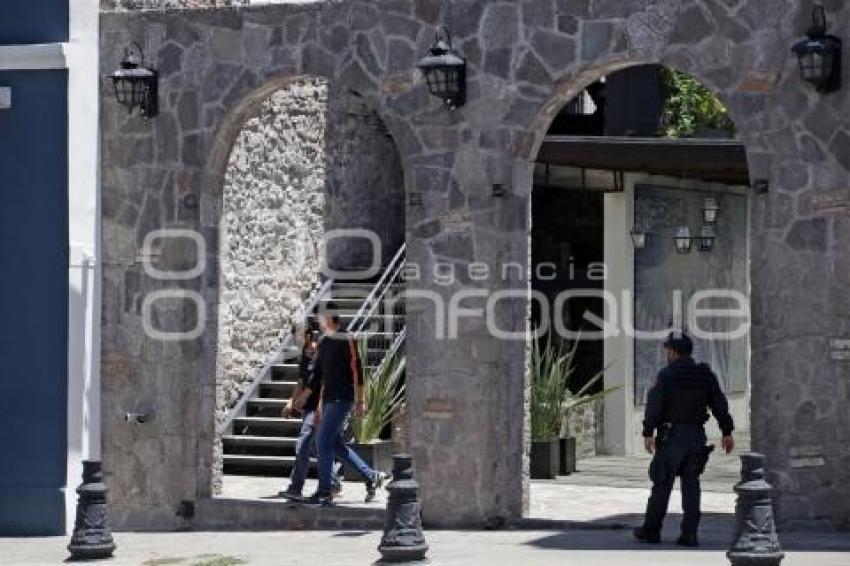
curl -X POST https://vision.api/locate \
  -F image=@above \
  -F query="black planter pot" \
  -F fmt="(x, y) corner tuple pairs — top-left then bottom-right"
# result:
(343, 439), (393, 481)
(559, 437), (577, 475)
(531, 439), (561, 479)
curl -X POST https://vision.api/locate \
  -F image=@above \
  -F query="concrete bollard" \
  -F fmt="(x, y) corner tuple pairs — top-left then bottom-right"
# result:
(727, 453), (784, 566)
(378, 454), (429, 563)
(68, 460), (116, 561)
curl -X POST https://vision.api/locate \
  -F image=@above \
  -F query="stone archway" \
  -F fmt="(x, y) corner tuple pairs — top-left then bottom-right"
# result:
(100, 0), (850, 530)
(208, 74), (407, 493)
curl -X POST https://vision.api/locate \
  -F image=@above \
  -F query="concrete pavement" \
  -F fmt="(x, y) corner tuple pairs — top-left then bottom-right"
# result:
(3, 529), (850, 566)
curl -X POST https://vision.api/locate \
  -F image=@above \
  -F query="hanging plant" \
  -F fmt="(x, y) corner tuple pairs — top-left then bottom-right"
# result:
(660, 67), (736, 138)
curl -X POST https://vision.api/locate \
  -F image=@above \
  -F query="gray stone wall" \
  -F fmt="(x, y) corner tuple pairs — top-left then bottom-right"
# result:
(101, 0), (850, 530)
(565, 403), (598, 460)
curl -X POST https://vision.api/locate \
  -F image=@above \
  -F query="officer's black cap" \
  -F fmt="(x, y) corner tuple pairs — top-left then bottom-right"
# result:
(663, 331), (693, 355)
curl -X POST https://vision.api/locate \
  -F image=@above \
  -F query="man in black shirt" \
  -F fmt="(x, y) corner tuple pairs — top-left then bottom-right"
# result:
(634, 332), (735, 547)
(293, 309), (385, 505)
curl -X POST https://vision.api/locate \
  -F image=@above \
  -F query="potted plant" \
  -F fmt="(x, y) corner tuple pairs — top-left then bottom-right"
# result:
(344, 338), (405, 480)
(531, 335), (619, 478)
(530, 336), (567, 479)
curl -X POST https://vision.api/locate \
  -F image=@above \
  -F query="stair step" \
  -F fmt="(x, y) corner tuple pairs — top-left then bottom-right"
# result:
(222, 435), (299, 449)
(260, 381), (298, 398)
(271, 363), (300, 380)
(322, 297), (368, 306)
(223, 454), (307, 468)
(247, 398), (290, 409)
(232, 416), (303, 431)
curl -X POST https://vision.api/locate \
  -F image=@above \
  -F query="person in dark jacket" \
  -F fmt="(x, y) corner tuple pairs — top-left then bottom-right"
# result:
(634, 332), (735, 547)
(293, 307), (385, 506)
(279, 323), (333, 500)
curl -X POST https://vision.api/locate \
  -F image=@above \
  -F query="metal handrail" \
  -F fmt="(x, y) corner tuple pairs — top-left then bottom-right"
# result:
(352, 261), (406, 336)
(220, 277), (334, 434)
(347, 243), (406, 335)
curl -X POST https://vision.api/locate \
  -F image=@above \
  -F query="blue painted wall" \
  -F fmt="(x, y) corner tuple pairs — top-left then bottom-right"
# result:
(0, 1), (69, 45)
(0, 70), (69, 535)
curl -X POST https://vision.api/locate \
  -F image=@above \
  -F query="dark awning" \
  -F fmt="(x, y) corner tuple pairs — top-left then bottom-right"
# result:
(536, 136), (750, 185)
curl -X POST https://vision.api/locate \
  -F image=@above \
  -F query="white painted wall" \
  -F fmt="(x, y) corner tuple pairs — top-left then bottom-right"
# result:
(65, 0), (101, 534)
(602, 186), (635, 456)
(605, 173), (751, 456)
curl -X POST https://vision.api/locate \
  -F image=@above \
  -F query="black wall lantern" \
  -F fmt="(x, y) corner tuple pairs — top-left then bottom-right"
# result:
(702, 196), (721, 224)
(674, 226), (693, 254)
(697, 225), (716, 253)
(111, 42), (159, 118)
(630, 226), (648, 250)
(792, 5), (842, 94)
(417, 27), (466, 109)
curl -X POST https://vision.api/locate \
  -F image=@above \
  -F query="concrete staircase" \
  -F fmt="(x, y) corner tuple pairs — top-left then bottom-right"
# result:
(223, 274), (405, 477)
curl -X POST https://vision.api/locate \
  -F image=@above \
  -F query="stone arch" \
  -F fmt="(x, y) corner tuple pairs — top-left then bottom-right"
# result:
(522, 56), (766, 164)
(524, 58), (755, 457)
(199, 71), (408, 491)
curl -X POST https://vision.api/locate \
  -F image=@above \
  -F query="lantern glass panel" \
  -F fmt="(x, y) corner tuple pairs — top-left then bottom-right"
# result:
(428, 68), (446, 96)
(447, 68), (461, 96)
(697, 225), (716, 253)
(802, 51), (825, 81)
(113, 78), (129, 105)
(702, 197), (720, 224)
(674, 226), (692, 254)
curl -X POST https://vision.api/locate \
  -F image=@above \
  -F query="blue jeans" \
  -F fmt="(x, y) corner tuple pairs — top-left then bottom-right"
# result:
(288, 411), (341, 494)
(316, 400), (375, 496)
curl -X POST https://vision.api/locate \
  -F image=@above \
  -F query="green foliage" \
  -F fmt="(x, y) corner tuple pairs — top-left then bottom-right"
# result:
(353, 338), (406, 443)
(660, 67), (735, 138)
(530, 335), (620, 441)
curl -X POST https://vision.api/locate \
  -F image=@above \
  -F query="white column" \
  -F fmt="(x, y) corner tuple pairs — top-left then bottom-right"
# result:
(602, 183), (635, 456)
(65, 0), (101, 534)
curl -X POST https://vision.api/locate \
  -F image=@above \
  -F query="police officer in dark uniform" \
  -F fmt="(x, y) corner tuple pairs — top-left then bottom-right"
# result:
(634, 332), (735, 547)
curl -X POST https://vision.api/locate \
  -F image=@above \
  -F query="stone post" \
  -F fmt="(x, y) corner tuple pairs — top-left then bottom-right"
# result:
(68, 460), (116, 560)
(727, 453), (784, 566)
(378, 454), (428, 563)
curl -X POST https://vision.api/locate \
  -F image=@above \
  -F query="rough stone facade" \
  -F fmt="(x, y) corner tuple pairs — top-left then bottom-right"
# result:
(565, 403), (599, 460)
(101, 0), (850, 530)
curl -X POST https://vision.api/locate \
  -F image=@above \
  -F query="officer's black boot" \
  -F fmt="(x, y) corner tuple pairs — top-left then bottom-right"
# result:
(633, 527), (661, 544)
(676, 533), (699, 547)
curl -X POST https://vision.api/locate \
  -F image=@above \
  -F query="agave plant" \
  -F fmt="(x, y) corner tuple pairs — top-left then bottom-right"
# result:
(531, 334), (619, 441)
(353, 337), (406, 444)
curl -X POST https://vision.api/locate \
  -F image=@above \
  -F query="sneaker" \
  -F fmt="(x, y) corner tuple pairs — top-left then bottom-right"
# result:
(365, 471), (387, 503)
(278, 487), (303, 501)
(633, 527), (661, 544)
(676, 533), (699, 547)
(303, 492), (333, 507)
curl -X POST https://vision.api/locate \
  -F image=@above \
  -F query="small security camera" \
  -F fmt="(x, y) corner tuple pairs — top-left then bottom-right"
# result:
(124, 412), (152, 424)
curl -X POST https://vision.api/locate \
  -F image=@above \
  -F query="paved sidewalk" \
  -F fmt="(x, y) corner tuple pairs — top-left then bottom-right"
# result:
(3, 529), (850, 566)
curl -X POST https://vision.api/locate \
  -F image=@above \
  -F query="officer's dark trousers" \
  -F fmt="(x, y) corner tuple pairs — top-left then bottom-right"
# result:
(643, 425), (707, 537)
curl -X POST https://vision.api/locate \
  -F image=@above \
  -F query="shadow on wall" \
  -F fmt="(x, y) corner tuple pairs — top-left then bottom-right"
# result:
(323, 87), (405, 274)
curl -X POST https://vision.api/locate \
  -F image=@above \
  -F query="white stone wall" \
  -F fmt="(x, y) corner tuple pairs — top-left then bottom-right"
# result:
(217, 78), (328, 413)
